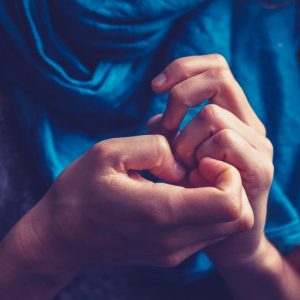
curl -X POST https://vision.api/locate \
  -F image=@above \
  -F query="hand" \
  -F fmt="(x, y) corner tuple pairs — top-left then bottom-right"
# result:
(150, 54), (274, 267)
(16, 134), (253, 281)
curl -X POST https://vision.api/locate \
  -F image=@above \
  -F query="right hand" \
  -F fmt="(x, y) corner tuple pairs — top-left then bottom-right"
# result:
(18, 135), (253, 279)
(150, 54), (273, 268)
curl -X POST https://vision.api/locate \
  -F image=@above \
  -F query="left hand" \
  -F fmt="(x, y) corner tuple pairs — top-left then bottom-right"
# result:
(149, 54), (274, 267)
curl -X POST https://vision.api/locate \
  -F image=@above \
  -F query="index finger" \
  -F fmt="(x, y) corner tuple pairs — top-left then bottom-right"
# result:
(152, 54), (228, 92)
(152, 55), (265, 135)
(135, 158), (244, 226)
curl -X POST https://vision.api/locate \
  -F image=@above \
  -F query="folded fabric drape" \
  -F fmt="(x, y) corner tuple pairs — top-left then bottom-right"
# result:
(0, 0), (299, 282)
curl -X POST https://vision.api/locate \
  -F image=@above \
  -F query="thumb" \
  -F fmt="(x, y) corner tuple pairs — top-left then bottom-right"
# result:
(198, 157), (254, 224)
(173, 158), (252, 225)
(198, 157), (243, 194)
(102, 135), (186, 183)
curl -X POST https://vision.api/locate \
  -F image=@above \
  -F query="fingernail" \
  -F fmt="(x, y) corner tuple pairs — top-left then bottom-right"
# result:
(152, 73), (167, 87)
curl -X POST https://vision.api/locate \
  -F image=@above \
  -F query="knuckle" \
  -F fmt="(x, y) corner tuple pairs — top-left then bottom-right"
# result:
(199, 104), (219, 121)
(88, 140), (125, 172)
(220, 191), (243, 221)
(214, 129), (236, 147)
(170, 58), (190, 80)
(262, 162), (274, 187)
(207, 66), (231, 81)
(218, 77), (234, 93)
(237, 212), (254, 232)
(263, 138), (274, 156)
(210, 53), (229, 68)
(152, 134), (169, 153)
(207, 67), (234, 94)
(197, 104), (222, 129)
(258, 122), (267, 136)
(90, 140), (115, 161)
(169, 85), (187, 106)
(151, 134), (171, 169)
(246, 160), (274, 193)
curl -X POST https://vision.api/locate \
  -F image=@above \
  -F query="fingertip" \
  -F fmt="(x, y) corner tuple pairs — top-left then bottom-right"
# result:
(151, 73), (167, 92)
(199, 158), (243, 195)
(198, 157), (216, 171)
(147, 114), (163, 134)
(198, 157), (229, 184)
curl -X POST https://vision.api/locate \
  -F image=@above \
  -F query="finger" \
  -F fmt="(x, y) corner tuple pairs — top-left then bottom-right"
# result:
(97, 135), (186, 183)
(170, 158), (245, 225)
(151, 55), (263, 133)
(147, 114), (163, 134)
(153, 238), (224, 268)
(98, 136), (246, 227)
(124, 157), (245, 228)
(196, 130), (258, 171)
(154, 186), (253, 266)
(160, 69), (264, 135)
(157, 214), (251, 258)
(198, 157), (242, 193)
(174, 104), (268, 167)
(147, 114), (178, 141)
(147, 115), (184, 170)
(152, 54), (229, 93)
(195, 129), (273, 198)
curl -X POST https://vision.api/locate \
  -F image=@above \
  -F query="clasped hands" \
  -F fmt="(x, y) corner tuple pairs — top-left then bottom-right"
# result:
(20, 55), (274, 280)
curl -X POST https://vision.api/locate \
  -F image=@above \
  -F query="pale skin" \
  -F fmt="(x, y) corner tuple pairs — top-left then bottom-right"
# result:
(151, 54), (300, 299)
(0, 54), (299, 300)
(0, 137), (253, 299)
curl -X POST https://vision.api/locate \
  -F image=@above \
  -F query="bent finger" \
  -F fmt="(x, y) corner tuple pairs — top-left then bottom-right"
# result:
(152, 54), (229, 93)
(94, 135), (185, 183)
(174, 104), (267, 167)
(160, 70), (264, 135)
(172, 158), (245, 225)
(195, 130), (273, 198)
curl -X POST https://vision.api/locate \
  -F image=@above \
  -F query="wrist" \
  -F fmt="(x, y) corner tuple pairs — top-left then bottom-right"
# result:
(3, 195), (78, 288)
(214, 236), (300, 300)
(216, 235), (281, 275)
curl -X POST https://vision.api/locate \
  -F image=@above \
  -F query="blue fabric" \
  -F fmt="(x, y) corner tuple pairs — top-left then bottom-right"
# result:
(0, 0), (299, 282)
